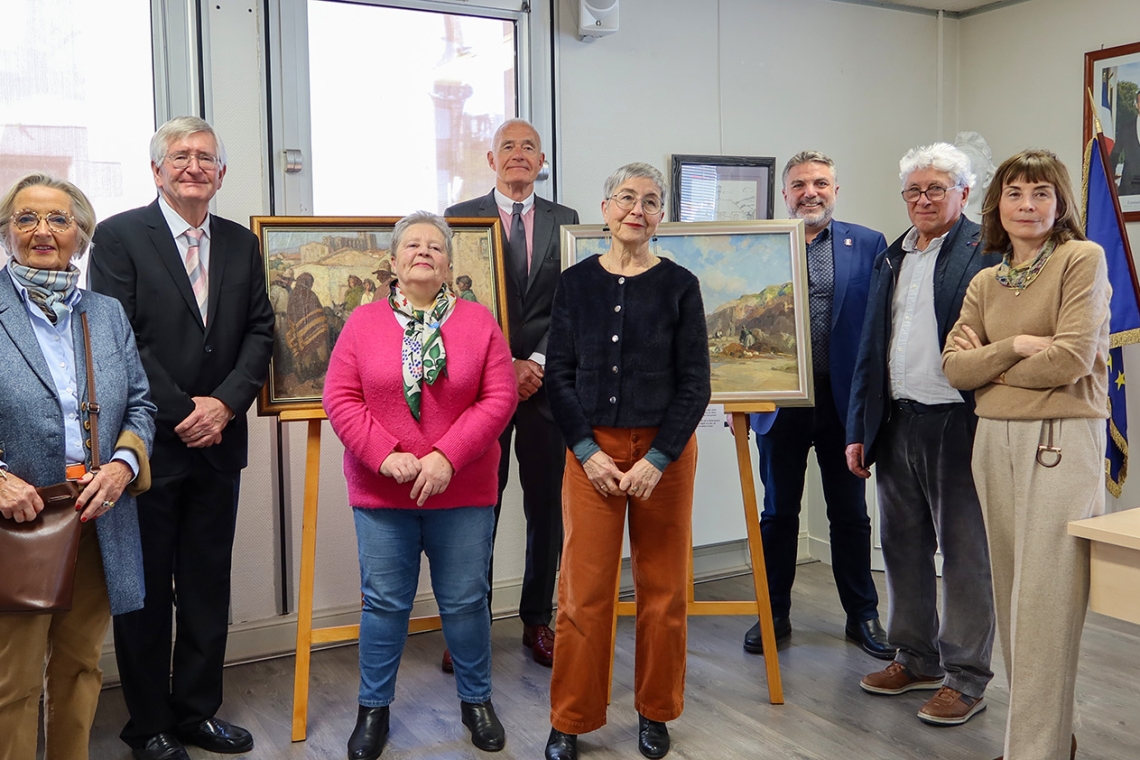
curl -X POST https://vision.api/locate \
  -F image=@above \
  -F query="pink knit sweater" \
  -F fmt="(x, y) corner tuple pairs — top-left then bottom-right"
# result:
(323, 299), (517, 510)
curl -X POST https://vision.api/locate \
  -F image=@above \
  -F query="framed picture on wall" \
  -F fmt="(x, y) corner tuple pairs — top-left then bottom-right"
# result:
(670, 154), (776, 223)
(1085, 41), (1140, 220)
(251, 215), (507, 415)
(560, 220), (813, 406)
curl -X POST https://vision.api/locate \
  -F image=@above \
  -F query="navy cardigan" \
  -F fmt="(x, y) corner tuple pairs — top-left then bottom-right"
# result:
(546, 255), (711, 465)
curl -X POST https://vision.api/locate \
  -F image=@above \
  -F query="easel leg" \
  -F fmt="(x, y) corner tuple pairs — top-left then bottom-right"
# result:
(291, 420), (323, 741)
(732, 412), (784, 704)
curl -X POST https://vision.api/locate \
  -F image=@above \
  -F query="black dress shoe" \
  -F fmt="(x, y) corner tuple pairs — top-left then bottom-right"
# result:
(132, 733), (191, 760)
(178, 718), (253, 754)
(545, 728), (578, 760)
(845, 618), (896, 660)
(347, 705), (390, 760)
(743, 615), (791, 654)
(460, 700), (505, 752)
(637, 714), (670, 759)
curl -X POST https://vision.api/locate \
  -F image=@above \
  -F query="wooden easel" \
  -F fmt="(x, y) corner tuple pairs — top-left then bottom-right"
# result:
(608, 403), (784, 705)
(283, 409), (443, 742)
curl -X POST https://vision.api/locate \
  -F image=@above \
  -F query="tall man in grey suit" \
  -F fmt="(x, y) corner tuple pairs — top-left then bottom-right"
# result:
(846, 143), (996, 728)
(91, 117), (274, 760)
(445, 119), (579, 669)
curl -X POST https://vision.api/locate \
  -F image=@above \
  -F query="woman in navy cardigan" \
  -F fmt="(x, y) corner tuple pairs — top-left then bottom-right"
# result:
(544, 163), (711, 760)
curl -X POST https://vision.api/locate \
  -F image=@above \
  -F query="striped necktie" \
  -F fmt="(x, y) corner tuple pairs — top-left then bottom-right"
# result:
(184, 228), (208, 325)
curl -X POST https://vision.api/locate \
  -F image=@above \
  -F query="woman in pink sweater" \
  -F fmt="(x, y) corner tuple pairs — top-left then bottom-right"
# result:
(323, 211), (517, 760)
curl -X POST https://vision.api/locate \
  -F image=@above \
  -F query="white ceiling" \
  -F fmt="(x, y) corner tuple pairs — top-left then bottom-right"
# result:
(830, 0), (1028, 16)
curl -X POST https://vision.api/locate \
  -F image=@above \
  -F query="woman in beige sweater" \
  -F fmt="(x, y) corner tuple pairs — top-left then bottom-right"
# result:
(942, 149), (1109, 760)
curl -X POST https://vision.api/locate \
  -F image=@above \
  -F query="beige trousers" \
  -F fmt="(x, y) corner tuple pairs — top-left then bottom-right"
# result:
(973, 417), (1104, 760)
(0, 522), (111, 760)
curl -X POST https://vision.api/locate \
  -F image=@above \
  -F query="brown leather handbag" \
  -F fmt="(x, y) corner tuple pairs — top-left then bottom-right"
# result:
(0, 312), (100, 614)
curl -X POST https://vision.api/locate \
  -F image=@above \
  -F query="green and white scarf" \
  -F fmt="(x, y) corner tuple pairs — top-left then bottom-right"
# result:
(389, 281), (456, 421)
(8, 260), (80, 324)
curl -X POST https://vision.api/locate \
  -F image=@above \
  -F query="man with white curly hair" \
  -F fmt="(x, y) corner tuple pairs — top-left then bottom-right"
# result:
(845, 142), (998, 727)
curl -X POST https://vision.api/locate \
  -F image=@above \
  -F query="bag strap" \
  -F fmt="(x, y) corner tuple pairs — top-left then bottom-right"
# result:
(79, 311), (101, 472)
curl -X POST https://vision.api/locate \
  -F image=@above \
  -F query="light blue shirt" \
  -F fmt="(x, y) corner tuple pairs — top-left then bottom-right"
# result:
(2, 269), (138, 478)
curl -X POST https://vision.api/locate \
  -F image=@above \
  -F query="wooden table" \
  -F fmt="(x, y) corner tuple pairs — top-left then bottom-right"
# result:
(1068, 507), (1140, 625)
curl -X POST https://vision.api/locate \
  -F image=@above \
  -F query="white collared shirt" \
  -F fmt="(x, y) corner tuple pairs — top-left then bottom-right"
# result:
(158, 195), (212, 273)
(887, 227), (963, 404)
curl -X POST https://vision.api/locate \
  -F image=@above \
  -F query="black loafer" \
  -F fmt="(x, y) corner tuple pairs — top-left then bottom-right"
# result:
(178, 717), (253, 754)
(743, 615), (791, 654)
(637, 714), (670, 759)
(545, 728), (578, 760)
(845, 618), (896, 660)
(348, 705), (390, 760)
(460, 700), (505, 752)
(132, 733), (191, 760)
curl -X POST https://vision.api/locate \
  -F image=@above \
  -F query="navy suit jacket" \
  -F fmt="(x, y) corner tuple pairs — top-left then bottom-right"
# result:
(845, 215), (996, 465)
(0, 275), (156, 615)
(90, 200), (274, 477)
(751, 219), (886, 435)
(1110, 111), (1140, 196)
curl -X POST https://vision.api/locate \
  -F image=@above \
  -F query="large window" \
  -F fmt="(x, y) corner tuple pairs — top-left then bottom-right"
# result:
(0, 0), (156, 239)
(306, 0), (518, 215)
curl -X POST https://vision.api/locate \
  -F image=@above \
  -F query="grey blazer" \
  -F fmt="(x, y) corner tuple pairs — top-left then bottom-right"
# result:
(0, 273), (156, 615)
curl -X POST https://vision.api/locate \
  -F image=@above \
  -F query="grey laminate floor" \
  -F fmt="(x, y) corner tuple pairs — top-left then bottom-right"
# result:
(78, 562), (1139, 759)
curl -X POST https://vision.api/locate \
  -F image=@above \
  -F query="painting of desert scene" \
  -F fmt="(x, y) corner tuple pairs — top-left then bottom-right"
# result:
(569, 221), (811, 403)
(257, 222), (499, 410)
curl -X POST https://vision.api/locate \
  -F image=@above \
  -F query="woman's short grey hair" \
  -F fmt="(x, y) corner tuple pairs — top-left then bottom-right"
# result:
(150, 116), (228, 170)
(603, 163), (668, 204)
(390, 211), (454, 262)
(0, 173), (97, 259)
(898, 143), (976, 190)
(783, 151), (837, 185)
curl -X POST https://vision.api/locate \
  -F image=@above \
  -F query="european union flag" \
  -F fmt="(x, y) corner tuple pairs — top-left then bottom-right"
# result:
(1084, 135), (1140, 496)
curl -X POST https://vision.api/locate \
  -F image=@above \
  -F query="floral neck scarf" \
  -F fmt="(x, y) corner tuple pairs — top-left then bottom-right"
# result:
(389, 281), (456, 421)
(995, 239), (1057, 293)
(7, 260), (80, 324)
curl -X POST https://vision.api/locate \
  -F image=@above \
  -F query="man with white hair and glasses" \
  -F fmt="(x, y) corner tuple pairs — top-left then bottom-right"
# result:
(845, 142), (997, 727)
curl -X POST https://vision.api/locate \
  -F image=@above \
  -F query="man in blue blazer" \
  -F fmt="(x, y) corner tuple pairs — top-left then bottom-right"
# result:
(744, 152), (892, 659)
(846, 143), (996, 727)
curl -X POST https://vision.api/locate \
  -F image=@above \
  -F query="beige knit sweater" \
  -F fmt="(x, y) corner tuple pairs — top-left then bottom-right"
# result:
(942, 239), (1110, 421)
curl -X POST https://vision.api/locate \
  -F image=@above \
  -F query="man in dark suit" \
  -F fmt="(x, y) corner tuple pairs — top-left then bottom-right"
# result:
(445, 119), (578, 669)
(744, 151), (892, 660)
(1110, 90), (1140, 196)
(846, 143), (995, 727)
(91, 117), (274, 760)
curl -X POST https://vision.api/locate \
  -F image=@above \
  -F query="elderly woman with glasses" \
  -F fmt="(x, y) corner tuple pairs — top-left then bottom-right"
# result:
(543, 163), (711, 760)
(323, 211), (517, 760)
(0, 173), (155, 760)
(943, 150), (1109, 760)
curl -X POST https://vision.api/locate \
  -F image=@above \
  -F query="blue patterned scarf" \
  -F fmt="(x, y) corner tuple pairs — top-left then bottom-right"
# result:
(7, 260), (80, 323)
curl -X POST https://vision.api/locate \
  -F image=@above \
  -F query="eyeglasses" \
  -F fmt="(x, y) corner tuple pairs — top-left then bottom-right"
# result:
(609, 192), (663, 215)
(901, 185), (958, 203)
(11, 210), (75, 234)
(165, 152), (220, 171)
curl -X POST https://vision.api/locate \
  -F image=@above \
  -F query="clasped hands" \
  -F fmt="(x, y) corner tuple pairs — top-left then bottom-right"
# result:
(583, 451), (662, 500)
(0, 461), (133, 523)
(380, 450), (455, 507)
(175, 396), (232, 448)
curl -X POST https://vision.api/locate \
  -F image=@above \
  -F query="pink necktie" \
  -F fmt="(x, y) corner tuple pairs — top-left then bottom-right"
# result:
(184, 228), (208, 325)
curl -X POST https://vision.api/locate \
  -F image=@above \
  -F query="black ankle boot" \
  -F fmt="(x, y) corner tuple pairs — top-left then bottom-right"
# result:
(347, 705), (389, 760)
(545, 727), (578, 760)
(460, 700), (505, 752)
(637, 714), (670, 759)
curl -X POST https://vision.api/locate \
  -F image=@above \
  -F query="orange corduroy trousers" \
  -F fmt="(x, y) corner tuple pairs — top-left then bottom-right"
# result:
(549, 427), (697, 734)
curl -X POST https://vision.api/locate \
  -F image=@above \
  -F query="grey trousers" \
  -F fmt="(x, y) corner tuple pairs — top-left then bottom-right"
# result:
(875, 404), (995, 697)
(974, 417), (1104, 760)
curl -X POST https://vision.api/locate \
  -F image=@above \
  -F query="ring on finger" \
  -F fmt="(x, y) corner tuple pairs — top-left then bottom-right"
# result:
(101, 500), (115, 509)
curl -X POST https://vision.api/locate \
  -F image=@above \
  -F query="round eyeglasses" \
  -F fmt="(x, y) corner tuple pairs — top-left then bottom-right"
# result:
(11, 210), (75, 234)
(901, 185), (957, 203)
(166, 152), (220, 171)
(609, 192), (663, 216)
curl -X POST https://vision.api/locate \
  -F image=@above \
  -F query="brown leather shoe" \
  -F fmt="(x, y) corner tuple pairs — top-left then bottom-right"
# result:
(860, 661), (943, 695)
(917, 686), (985, 725)
(993, 733), (1076, 760)
(523, 623), (555, 667)
(441, 647), (454, 674)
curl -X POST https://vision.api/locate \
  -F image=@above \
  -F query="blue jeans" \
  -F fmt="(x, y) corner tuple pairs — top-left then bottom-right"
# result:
(353, 506), (494, 706)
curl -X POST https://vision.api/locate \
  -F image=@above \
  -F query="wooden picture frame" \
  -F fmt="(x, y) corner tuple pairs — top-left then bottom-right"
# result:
(1085, 41), (1140, 220)
(670, 154), (777, 223)
(560, 220), (813, 406)
(252, 215), (507, 415)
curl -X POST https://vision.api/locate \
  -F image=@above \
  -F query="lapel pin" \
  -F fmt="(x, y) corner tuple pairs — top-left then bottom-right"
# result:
(844, 238), (853, 247)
